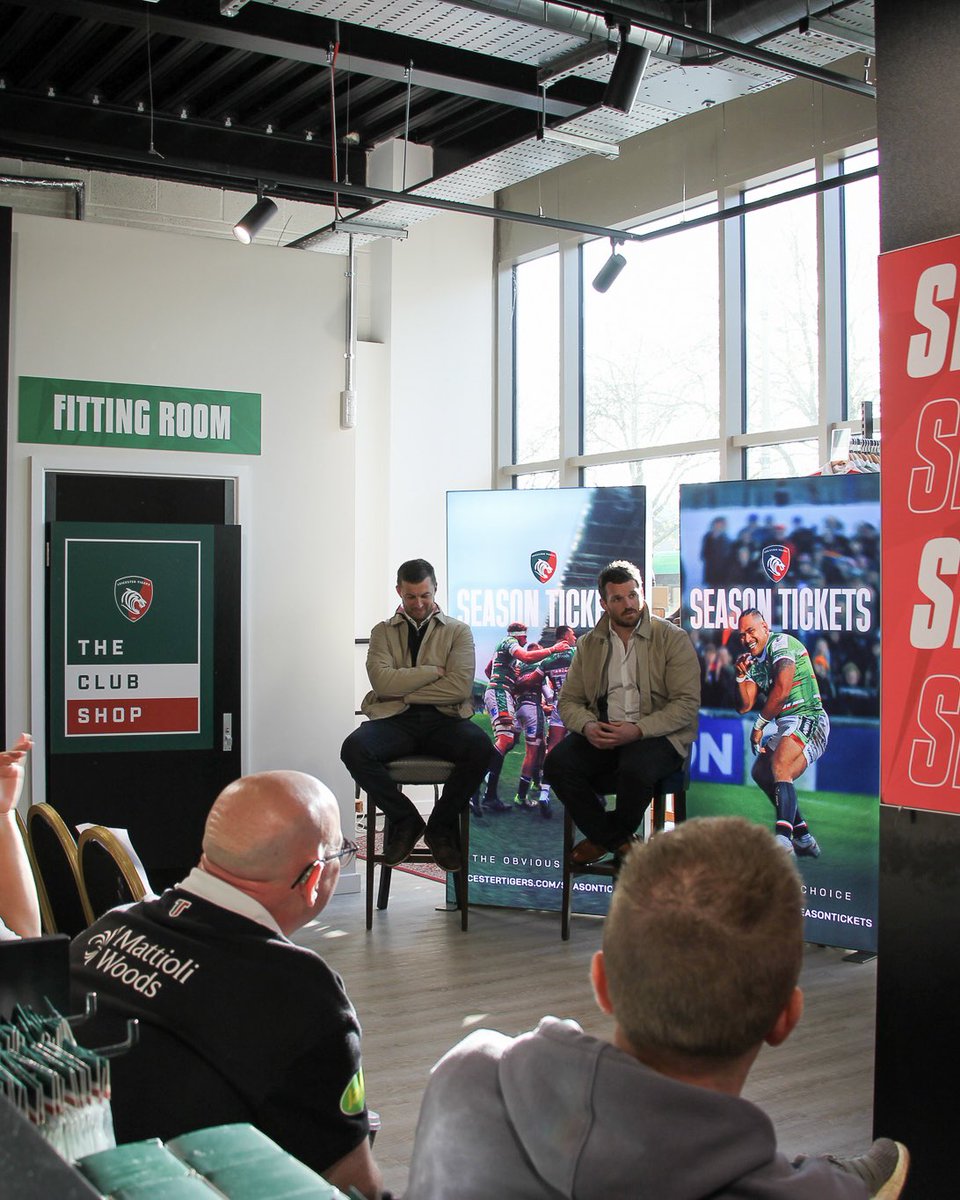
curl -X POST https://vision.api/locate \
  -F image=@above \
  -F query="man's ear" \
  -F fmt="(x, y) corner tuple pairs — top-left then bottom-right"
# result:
(591, 950), (614, 1016)
(302, 861), (324, 902)
(765, 986), (804, 1048)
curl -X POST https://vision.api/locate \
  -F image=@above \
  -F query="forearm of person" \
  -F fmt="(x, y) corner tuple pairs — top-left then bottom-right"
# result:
(759, 668), (793, 720)
(736, 679), (759, 713)
(403, 676), (471, 705)
(0, 811), (41, 938)
(405, 625), (475, 701)
(323, 1137), (382, 1200)
(366, 633), (441, 698)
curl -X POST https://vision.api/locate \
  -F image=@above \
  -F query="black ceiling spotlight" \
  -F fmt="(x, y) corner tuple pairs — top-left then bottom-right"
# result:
(603, 26), (651, 114)
(233, 187), (278, 245)
(592, 238), (627, 293)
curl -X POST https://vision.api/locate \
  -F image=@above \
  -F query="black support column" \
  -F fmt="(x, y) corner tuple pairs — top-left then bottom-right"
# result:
(874, 4), (960, 1197)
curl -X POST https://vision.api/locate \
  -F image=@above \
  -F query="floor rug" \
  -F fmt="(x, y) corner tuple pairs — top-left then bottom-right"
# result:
(356, 827), (446, 884)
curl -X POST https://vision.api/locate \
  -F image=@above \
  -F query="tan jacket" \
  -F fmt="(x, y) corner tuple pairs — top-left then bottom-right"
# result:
(557, 608), (700, 758)
(361, 609), (477, 720)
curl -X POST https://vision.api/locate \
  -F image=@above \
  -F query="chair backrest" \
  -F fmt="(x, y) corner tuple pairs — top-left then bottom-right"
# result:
(77, 826), (150, 920)
(12, 807), (52, 937)
(25, 804), (93, 935)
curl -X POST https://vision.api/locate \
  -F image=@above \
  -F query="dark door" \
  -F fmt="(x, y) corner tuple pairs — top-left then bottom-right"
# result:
(45, 473), (241, 889)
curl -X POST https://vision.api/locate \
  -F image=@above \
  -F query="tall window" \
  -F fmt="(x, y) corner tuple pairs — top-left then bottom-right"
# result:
(582, 207), (720, 456)
(584, 452), (720, 583)
(743, 170), (819, 434)
(746, 440), (820, 480)
(503, 142), (880, 602)
(843, 149), (881, 426)
(513, 253), (560, 463)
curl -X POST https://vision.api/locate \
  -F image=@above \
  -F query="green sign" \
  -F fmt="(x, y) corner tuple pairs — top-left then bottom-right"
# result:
(49, 523), (214, 753)
(19, 376), (260, 455)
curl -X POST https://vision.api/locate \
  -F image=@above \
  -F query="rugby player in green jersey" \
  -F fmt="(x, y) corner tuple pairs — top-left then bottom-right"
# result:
(735, 609), (827, 858)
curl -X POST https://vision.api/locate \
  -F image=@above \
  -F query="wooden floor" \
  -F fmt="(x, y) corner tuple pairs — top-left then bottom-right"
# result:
(296, 864), (877, 1198)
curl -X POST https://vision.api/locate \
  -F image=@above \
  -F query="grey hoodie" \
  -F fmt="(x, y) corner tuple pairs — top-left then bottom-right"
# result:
(405, 1017), (868, 1199)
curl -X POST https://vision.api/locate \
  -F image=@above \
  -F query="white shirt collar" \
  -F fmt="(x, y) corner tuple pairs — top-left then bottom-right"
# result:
(177, 866), (284, 935)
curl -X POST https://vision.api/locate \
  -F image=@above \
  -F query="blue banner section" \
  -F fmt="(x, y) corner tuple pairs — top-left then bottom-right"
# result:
(690, 713), (745, 785)
(818, 722), (880, 795)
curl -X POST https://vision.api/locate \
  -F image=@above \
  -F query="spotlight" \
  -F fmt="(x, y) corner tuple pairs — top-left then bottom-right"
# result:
(592, 239), (627, 293)
(603, 29), (651, 114)
(233, 195), (278, 245)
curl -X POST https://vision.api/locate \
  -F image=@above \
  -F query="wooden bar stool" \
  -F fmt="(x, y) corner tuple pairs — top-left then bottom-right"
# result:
(560, 761), (689, 940)
(361, 757), (471, 932)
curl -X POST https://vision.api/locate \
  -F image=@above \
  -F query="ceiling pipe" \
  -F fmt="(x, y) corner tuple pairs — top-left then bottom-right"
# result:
(286, 163), (877, 251)
(441, 0), (673, 56)
(441, 0), (872, 97)
(0, 176), (85, 220)
(670, 0), (868, 64)
(546, 0), (874, 97)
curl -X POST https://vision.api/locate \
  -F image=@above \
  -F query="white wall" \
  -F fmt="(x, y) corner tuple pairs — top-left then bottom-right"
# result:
(5, 191), (497, 872)
(497, 64), (877, 263)
(6, 213), (359, 838)
(384, 207), (495, 609)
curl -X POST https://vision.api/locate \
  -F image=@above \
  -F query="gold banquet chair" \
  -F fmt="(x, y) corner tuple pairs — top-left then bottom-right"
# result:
(78, 826), (151, 920)
(25, 803), (93, 935)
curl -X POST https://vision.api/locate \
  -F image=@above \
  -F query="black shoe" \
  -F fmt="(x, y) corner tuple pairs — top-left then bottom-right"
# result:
(470, 795), (484, 817)
(382, 815), (426, 866)
(484, 797), (510, 813)
(424, 826), (462, 872)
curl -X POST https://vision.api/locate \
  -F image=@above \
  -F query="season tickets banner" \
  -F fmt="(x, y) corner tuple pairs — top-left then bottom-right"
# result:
(447, 486), (646, 914)
(879, 234), (960, 815)
(680, 476), (880, 952)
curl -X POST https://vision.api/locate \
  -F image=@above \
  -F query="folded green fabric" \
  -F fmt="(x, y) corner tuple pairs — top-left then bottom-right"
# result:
(167, 1123), (278, 1171)
(76, 1139), (191, 1192)
(206, 1155), (342, 1199)
(113, 1177), (222, 1200)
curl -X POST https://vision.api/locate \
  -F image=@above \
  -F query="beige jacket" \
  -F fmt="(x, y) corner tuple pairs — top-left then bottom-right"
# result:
(361, 609), (477, 720)
(557, 607), (700, 758)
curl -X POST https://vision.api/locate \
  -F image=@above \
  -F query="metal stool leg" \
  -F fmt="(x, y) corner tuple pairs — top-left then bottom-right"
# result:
(455, 804), (470, 932)
(377, 850), (393, 910)
(364, 787), (376, 931)
(561, 808), (574, 941)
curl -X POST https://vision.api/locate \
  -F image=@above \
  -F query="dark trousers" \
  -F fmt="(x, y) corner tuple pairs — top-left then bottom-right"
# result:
(340, 707), (492, 831)
(543, 732), (682, 850)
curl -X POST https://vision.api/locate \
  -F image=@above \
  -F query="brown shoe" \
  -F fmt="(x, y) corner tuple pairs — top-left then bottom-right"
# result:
(382, 815), (426, 866)
(423, 826), (461, 872)
(570, 838), (609, 866)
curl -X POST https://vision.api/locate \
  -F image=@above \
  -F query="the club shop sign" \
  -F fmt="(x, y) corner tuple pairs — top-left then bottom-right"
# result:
(50, 524), (214, 753)
(19, 377), (261, 455)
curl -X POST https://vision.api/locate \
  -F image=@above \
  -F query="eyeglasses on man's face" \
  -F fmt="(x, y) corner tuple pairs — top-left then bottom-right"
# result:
(290, 838), (359, 889)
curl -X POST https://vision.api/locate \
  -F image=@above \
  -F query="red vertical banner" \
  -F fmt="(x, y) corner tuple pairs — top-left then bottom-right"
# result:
(880, 233), (960, 813)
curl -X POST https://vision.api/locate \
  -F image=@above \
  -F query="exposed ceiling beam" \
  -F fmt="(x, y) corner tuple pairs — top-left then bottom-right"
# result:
(0, 92), (368, 201)
(16, 0), (586, 117)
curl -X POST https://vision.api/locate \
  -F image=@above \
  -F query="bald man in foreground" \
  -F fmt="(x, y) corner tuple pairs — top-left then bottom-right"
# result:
(70, 772), (381, 1199)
